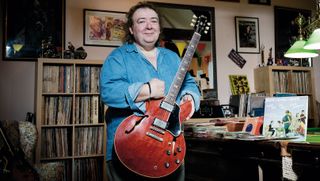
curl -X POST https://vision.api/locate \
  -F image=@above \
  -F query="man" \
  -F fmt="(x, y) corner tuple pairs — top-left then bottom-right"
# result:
(100, 2), (200, 180)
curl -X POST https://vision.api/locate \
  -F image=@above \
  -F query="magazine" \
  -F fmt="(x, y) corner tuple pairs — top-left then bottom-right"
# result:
(262, 96), (308, 141)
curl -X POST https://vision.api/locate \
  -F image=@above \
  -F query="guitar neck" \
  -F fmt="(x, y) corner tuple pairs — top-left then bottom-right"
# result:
(162, 32), (201, 109)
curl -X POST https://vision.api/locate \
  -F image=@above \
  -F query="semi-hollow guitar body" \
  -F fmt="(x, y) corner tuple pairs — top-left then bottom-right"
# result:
(114, 99), (192, 178)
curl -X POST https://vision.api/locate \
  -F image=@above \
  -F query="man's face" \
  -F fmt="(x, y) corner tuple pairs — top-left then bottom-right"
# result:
(129, 7), (160, 49)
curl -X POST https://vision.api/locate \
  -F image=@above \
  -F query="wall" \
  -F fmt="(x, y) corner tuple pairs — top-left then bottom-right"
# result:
(0, 0), (316, 120)
(65, 0), (316, 103)
(0, 0), (36, 120)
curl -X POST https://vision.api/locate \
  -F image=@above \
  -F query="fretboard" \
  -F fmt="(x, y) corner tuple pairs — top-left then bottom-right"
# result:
(163, 32), (201, 108)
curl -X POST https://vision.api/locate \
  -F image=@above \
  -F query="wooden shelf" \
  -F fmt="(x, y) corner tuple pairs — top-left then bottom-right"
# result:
(35, 58), (107, 181)
(254, 65), (318, 127)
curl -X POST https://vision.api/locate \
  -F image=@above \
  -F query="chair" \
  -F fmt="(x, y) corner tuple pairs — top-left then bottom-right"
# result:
(0, 120), (64, 181)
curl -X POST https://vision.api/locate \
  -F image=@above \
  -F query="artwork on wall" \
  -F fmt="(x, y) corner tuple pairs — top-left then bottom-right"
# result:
(83, 9), (126, 47)
(2, 0), (65, 61)
(215, 0), (240, 2)
(274, 6), (311, 62)
(151, 2), (218, 98)
(235, 16), (260, 54)
(248, 0), (271, 6)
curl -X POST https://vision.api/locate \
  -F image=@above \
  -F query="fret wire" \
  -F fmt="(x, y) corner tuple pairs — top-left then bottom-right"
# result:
(164, 32), (201, 105)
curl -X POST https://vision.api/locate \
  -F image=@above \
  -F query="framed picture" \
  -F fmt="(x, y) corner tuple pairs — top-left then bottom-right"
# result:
(83, 9), (126, 47)
(215, 0), (240, 2)
(248, 0), (271, 5)
(2, 0), (65, 61)
(235, 16), (260, 54)
(274, 6), (311, 61)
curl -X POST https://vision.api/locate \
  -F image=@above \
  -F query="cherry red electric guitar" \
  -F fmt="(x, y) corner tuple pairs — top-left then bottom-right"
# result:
(114, 15), (210, 178)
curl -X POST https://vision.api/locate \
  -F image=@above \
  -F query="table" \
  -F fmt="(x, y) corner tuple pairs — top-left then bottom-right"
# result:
(184, 137), (320, 181)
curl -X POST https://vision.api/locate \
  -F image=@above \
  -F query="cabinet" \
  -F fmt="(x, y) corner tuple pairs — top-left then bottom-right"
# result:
(254, 66), (318, 126)
(185, 137), (320, 181)
(35, 58), (106, 181)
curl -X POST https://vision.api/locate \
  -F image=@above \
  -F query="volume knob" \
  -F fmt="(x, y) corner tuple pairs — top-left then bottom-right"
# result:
(166, 150), (171, 155)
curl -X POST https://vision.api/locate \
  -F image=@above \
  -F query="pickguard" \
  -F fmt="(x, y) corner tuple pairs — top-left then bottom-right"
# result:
(166, 104), (181, 137)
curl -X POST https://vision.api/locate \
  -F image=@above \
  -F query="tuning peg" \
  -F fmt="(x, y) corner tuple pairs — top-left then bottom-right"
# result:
(190, 22), (195, 27)
(193, 14), (197, 19)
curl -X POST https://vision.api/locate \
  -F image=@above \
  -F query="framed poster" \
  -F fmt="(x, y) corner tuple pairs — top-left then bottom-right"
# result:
(235, 16), (260, 54)
(83, 9), (126, 47)
(216, 0), (240, 2)
(274, 6), (311, 61)
(2, 0), (65, 61)
(248, 0), (271, 5)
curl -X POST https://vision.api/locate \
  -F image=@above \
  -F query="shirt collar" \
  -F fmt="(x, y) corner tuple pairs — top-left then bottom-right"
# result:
(124, 42), (167, 55)
(124, 43), (138, 54)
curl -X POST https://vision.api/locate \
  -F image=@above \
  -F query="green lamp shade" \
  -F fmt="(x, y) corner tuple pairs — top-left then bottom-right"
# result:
(304, 28), (320, 50)
(284, 40), (318, 58)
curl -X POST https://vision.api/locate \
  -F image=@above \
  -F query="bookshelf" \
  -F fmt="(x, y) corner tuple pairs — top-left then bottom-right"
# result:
(35, 58), (106, 181)
(254, 65), (318, 127)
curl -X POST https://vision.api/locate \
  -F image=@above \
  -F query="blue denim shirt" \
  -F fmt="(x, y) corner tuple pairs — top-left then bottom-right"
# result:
(100, 43), (200, 161)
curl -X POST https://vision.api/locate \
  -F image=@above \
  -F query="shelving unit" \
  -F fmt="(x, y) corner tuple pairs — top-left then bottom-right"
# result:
(254, 65), (318, 127)
(35, 58), (106, 181)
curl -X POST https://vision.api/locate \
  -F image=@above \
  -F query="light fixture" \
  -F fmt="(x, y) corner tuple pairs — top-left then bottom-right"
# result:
(284, 13), (319, 58)
(303, 0), (320, 50)
(284, 39), (318, 58)
(304, 28), (320, 49)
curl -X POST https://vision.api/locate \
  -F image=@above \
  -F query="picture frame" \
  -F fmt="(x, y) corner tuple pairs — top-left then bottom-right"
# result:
(83, 9), (126, 47)
(235, 16), (260, 54)
(274, 6), (311, 61)
(215, 0), (240, 2)
(2, 0), (65, 61)
(248, 0), (271, 6)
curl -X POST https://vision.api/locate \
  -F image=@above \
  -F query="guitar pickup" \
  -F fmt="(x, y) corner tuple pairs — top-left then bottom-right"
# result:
(153, 118), (168, 130)
(150, 126), (165, 135)
(146, 132), (163, 142)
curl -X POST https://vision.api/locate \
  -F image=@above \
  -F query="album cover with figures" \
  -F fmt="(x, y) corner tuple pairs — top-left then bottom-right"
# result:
(262, 96), (308, 141)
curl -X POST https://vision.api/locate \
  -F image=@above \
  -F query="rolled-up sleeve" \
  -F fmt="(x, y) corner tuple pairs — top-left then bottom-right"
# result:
(100, 50), (146, 113)
(179, 72), (201, 111)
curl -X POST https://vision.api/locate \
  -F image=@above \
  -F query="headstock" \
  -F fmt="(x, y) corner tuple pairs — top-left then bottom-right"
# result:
(190, 15), (211, 34)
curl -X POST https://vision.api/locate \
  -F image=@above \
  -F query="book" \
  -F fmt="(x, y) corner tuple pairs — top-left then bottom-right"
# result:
(91, 96), (99, 124)
(247, 93), (266, 117)
(229, 75), (250, 95)
(262, 96), (308, 141)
